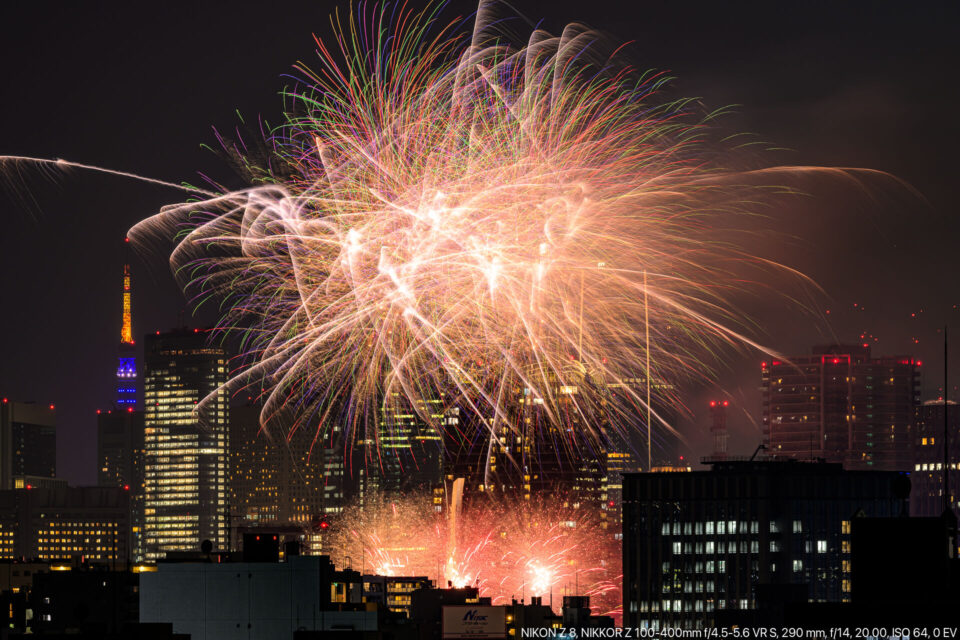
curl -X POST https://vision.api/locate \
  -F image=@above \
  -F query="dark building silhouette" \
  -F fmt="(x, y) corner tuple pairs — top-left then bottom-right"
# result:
(561, 595), (615, 630)
(409, 585), (486, 640)
(622, 459), (909, 629)
(30, 567), (140, 636)
(912, 400), (959, 522)
(97, 408), (145, 560)
(0, 399), (56, 491)
(140, 553), (376, 638)
(709, 400), (729, 461)
(715, 516), (960, 628)
(97, 409), (144, 493)
(761, 345), (919, 470)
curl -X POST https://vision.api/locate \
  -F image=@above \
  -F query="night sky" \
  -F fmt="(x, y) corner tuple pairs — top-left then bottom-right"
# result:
(1, 1), (957, 485)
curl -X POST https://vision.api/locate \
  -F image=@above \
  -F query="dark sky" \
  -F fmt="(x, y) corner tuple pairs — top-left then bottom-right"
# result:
(1, 1), (958, 485)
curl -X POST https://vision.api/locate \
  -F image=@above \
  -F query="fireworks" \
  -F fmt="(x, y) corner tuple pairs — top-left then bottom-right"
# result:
(326, 494), (622, 619)
(117, 0), (812, 464)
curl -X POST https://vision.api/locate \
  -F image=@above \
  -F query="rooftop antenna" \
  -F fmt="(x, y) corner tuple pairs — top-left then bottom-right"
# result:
(644, 270), (652, 472)
(942, 325), (957, 558)
(944, 325), (950, 517)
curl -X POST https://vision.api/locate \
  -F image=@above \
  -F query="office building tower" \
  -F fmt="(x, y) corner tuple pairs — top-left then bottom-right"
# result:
(0, 399), (56, 491)
(97, 407), (145, 559)
(97, 409), (144, 490)
(142, 328), (229, 560)
(761, 344), (919, 470)
(0, 486), (131, 562)
(912, 399), (959, 521)
(229, 403), (324, 542)
(318, 433), (376, 524)
(622, 459), (909, 630)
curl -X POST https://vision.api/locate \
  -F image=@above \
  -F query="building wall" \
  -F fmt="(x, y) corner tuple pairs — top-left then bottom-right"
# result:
(139, 556), (376, 640)
(622, 461), (908, 630)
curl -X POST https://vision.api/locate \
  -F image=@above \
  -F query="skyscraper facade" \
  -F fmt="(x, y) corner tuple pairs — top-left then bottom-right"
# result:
(0, 399), (56, 490)
(142, 328), (229, 560)
(761, 344), (919, 471)
(373, 391), (446, 498)
(229, 402), (324, 538)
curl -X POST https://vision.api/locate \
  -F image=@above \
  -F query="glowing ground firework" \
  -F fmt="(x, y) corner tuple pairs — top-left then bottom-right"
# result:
(327, 494), (622, 619)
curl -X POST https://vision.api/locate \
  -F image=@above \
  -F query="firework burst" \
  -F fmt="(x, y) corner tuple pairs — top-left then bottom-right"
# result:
(119, 0), (815, 465)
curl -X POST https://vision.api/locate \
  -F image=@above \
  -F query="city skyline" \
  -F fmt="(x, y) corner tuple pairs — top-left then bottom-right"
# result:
(1, 2), (958, 488)
(0, 2), (958, 636)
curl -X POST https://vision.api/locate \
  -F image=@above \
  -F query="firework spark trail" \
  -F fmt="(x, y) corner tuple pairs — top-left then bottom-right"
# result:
(328, 495), (623, 620)
(0, 156), (219, 198)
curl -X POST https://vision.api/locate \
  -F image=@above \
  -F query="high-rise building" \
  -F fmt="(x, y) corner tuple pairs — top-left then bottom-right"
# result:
(97, 409), (144, 490)
(229, 402), (324, 542)
(622, 460), (909, 630)
(761, 344), (919, 471)
(97, 407), (145, 559)
(142, 328), (229, 560)
(0, 399), (56, 490)
(0, 486), (131, 562)
(911, 399), (959, 522)
(373, 391), (446, 497)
